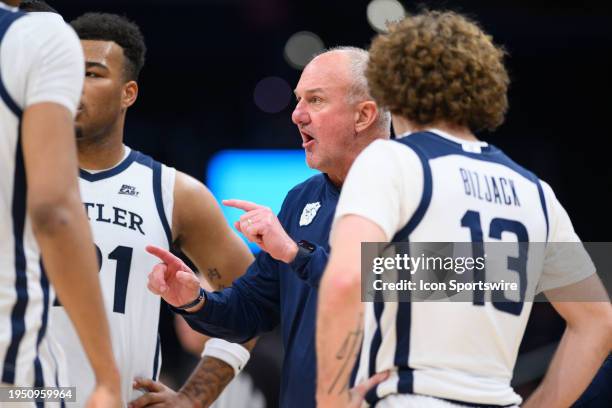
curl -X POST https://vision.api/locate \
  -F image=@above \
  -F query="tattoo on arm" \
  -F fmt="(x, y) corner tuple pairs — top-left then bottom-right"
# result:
(207, 268), (222, 281)
(179, 356), (235, 408)
(327, 313), (364, 396)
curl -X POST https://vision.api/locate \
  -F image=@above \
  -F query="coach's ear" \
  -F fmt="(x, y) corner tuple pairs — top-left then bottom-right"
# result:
(121, 80), (139, 110)
(354, 100), (378, 134)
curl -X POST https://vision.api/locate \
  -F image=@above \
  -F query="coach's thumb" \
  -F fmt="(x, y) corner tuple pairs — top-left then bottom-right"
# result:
(176, 270), (199, 288)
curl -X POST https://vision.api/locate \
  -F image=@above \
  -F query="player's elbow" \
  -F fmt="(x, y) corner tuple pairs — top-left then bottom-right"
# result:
(570, 302), (612, 351)
(28, 193), (82, 236)
(602, 307), (612, 351)
(322, 267), (361, 300)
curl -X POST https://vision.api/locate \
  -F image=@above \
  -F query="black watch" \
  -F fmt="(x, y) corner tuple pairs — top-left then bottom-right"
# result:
(297, 239), (316, 254)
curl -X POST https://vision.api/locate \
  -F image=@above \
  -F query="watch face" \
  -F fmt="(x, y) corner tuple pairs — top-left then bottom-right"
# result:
(298, 240), (316, 253)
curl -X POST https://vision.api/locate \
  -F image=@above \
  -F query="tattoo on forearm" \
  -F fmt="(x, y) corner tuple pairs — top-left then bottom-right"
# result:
(179, 356), (235, 408)
(207, 268), (221, 281)
(327, 313), (364, 396)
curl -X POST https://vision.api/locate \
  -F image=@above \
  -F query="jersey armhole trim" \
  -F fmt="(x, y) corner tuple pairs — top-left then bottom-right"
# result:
(0, 10), (26, 117)
(391, 141), (433, 242)
(535, 180), (549, 241)
(151, 160), (172, 246)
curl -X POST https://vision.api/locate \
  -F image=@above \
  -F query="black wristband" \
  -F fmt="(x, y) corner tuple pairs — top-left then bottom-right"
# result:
(175, 287), (205, 310)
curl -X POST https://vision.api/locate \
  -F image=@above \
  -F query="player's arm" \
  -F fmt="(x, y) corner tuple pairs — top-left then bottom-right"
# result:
(173, 171), (258, 402)
(23, 103), (120, 397)
(20, 17), (120, 402)
(523, 276), (612, 408)
(131, 173), (256, 407)
(173, 171), (254, 289)
(317, 215), (385, 407)
(316, 141), (418, 407)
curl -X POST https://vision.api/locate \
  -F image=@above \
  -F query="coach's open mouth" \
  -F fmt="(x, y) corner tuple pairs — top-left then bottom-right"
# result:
(301, 130), (315, 148)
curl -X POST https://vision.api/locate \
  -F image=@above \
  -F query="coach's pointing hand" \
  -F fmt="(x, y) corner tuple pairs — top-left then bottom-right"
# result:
(145, 245), (203, 310)
(223, 199), (298, 263)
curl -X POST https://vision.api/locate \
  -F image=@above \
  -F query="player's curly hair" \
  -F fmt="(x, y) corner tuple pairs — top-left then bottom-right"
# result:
(366, 10), (509, 132)
(70, 13), (146, 82)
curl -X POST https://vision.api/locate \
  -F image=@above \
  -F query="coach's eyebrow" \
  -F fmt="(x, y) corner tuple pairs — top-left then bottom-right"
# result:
(294, 88), (327, 100)
(85, 61), (109, 71)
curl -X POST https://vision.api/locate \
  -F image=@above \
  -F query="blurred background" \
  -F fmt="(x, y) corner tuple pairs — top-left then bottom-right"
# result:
(46, 0), (612, 406)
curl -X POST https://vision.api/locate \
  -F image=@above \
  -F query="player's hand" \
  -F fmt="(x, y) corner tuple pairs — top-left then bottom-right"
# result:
(129, 378), (193, 408)
(223, 199), (298, 263)
(86, 384), (123, 408)
(346, 371), (389, 407)
(145, 245), (202, 308)
(317, 371), (389, 408)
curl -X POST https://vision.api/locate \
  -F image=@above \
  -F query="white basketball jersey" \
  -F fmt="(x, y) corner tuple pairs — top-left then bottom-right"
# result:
(335, 129), (594, 406)
(49, 148), (175, 405)
(1, 5), (83, 390)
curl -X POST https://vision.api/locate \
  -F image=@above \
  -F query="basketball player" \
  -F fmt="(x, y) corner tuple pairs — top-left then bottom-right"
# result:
(317, 10), (612, 408)
(0, 1), (120, 404)
(43, 12), (254, 405)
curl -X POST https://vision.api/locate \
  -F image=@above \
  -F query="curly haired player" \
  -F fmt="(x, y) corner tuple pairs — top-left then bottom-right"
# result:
(317, 10), (612, 408)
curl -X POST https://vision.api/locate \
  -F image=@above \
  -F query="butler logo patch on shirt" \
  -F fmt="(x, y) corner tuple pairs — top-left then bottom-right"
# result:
(299, 202), (321, 226)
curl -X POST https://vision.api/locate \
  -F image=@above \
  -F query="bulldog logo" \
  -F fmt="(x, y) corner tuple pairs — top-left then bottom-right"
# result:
(299, 202), (321, 226)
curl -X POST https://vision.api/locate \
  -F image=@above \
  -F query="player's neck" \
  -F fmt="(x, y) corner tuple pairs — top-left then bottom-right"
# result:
(393, 116), (478, 142)
(78, 134), (127, 171)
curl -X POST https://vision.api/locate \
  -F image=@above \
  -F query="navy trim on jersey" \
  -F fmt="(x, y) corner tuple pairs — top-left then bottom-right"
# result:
(2, 122), (29, 384)
(536, 182), (549, 241)
(391, 141), (433, 242)
(33, 261), (50, 394)
(152, 333), (161, 381)
(151, 160), (172, 246)
(349, 343), (361, 388)
(392, 131), (549, 240)
(395, 302), (413, 392)
(79, 150), (139, 182)
(131, 151), (173, 246)
(365, 302), (385, 404)
(0, 9), (25, 117)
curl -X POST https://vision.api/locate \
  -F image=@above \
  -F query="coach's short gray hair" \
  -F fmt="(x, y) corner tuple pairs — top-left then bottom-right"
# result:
(317, 46), (391, 133)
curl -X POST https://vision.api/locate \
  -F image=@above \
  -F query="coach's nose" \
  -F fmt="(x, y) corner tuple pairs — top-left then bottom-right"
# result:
(291, 100), (310, 126)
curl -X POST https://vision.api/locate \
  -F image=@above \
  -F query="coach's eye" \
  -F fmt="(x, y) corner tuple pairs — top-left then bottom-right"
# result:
(310, 96), (323, 104)
(86, 72), (99, 78)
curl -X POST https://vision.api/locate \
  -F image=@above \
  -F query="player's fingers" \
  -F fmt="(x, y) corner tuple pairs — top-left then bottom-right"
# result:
(128, 389), (164, 408)
(351, 371), (390, 399)
(132, 378), (163, 392)
(222, 199), (261, 212)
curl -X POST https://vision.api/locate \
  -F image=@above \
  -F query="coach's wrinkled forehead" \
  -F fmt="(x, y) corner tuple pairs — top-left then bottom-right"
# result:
(294, 51), (352, 98)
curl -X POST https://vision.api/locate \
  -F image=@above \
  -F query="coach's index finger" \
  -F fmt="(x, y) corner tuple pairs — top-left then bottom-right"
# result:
(223, 199), (261, 212)
(146, 245), (177, 265)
